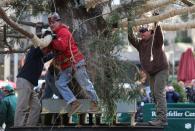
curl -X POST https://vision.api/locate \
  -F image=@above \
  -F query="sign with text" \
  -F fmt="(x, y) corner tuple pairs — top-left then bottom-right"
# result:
(143, 103), (195, 131)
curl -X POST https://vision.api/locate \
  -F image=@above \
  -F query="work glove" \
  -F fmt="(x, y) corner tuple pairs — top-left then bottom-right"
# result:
(31, 34), (52, 49)
(152, 10), (160, 26)
(152, 10), (160, 16)
(42, 28), (57, 39)
(42, 30), (52, 38)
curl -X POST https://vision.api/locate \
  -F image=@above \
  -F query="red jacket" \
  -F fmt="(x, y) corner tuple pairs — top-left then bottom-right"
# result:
(50, 24), (84, 70)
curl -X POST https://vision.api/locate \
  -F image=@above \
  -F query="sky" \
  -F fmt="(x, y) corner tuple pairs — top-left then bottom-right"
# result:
(112, 0), (120, 5)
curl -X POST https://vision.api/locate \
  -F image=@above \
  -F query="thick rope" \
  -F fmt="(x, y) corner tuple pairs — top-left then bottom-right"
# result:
(150, 23), (158, 61)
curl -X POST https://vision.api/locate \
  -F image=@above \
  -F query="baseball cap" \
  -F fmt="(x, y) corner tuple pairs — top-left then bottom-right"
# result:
(48, 12), (61, 23)
(139, 27), (149, 33)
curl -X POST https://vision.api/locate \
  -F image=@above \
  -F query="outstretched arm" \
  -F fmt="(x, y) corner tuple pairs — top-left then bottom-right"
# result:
(153, 24), (163, 48)
(128, 24), (140, 50)
(152, 10), (164, 48)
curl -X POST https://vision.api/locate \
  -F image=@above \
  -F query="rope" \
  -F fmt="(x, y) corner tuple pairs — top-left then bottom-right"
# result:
(52, 0), (57, 12)
(150, 23), (158, 61)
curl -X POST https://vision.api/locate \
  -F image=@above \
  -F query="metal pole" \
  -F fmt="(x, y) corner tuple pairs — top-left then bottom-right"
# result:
(172, 39), (175, 77)
(14, 40), (19, 82)
(4, 52), (10, 80)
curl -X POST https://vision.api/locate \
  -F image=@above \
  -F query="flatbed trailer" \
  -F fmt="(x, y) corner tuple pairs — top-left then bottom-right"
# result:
(8, 99), (164, 131)
(8, 125), (164, 131)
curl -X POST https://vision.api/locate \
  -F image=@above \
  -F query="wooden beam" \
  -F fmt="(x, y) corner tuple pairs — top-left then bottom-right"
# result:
(41, 99), (136, 114)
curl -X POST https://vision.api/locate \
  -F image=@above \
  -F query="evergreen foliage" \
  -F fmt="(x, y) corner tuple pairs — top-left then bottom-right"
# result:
(87, 20), (141, 122)
(172, 81), (187, 102)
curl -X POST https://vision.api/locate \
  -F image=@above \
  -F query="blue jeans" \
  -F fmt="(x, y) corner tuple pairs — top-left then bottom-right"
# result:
(55, 60), (98, 104)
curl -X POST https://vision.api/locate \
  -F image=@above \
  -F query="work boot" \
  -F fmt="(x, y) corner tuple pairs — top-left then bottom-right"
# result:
(148, 119), (168, 126)
(68, 100), (82, 117)
(88, 101), (99, 113)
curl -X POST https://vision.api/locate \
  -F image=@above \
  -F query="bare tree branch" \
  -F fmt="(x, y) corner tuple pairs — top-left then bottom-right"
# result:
(120, 19), (195, 31)
(85, 0), (109, 11)
(181, 0), (194, 6)
(0, 0), (12, 7)
(103, 0), (176, 20)
(11, 17), (49, 28)
(136, 0), (177, 16)
(0, 49), (25, 54)
(161, 21), (195, 31)
(0, 7), (34, 39)
(128, 5), (195, 26)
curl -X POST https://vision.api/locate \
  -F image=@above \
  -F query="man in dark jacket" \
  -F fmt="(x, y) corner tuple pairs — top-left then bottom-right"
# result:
(14, 47), (45, 127)
(165, 85), (180, 103)
(14, 43), (54, 127)
(128, 23), (169, 126)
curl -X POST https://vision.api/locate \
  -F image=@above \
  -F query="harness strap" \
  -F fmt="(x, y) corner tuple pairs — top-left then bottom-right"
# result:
(54, 51), (82, 65)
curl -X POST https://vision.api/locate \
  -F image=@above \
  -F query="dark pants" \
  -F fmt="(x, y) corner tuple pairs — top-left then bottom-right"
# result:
(42, 70), (62, 99)
(149, 69), (168, 121)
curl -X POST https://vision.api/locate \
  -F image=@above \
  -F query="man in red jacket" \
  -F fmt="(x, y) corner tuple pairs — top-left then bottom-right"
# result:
(47, 12), (99, 117)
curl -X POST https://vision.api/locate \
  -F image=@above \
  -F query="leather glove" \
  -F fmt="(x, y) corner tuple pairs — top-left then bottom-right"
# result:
(52, 33), (57, 39)
(152, 10), (160, 27)
(42, 29), (57, 39)
(152, 10), (160, 16)
(42, 30), (52, 38)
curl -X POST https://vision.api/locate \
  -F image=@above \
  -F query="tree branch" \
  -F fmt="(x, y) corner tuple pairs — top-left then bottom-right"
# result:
(0, 7), (34, 39)
(181, 0), (194, 6)
(120, 20), (195, 31)
(11, 17), (49, 28)
(85, 0), (109, 11)
(128, 5), (195, 26)
(0, 0), (12, 7)
(136, 0), (177, 16)
(0, 49), (26, 54)
(161, 21), (195, 31)
(103, 0), (176, 20)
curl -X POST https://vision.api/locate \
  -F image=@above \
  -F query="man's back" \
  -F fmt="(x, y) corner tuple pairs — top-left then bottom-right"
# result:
(17, 47), (44, 86)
